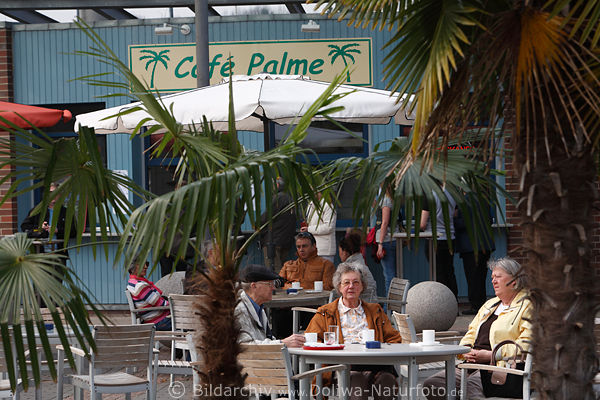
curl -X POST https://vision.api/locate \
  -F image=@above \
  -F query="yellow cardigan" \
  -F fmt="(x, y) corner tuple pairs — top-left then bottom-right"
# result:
(460, 289), (532, 364)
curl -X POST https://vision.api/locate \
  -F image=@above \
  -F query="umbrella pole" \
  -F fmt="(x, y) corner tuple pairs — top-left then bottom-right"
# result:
(263, 118), (271, 151)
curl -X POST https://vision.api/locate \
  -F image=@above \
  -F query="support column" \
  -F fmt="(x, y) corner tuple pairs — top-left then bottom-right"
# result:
(0, 23), (16, 237)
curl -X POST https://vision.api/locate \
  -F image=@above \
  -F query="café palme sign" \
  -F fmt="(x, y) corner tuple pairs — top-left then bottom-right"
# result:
(129, 38), (373, 92)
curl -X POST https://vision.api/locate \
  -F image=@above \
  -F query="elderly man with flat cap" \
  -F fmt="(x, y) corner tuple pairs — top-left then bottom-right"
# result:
(235, 264), (306, 347)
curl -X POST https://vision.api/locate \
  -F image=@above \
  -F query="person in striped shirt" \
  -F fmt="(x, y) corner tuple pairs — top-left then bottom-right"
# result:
(127, 259), (172, 331)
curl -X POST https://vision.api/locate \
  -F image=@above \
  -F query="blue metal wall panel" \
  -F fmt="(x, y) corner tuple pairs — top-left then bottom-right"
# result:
(10, 16), (501, 304)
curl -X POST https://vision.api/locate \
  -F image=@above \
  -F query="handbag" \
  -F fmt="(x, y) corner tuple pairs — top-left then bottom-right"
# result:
(480, 340), (526, 398)
(365, 227), (382, 263)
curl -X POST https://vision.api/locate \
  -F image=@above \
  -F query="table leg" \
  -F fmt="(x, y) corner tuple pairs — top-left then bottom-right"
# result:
(337, 368), (349, 400)
(395, 238), (403, 278)
(316, 363), (323, 400)
(298, 356), (309, 400)
(445, 358), (456, 400)
(408, 357), (418, 400)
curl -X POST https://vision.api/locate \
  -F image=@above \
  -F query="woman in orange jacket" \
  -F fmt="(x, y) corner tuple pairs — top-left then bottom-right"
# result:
(305, 262), (402, 400)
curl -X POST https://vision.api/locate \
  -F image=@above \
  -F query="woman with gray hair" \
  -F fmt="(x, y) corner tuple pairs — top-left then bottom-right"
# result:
(338, 231), (378, 302)
(305, 262), (401, 400)
(424, 257), (532, 399)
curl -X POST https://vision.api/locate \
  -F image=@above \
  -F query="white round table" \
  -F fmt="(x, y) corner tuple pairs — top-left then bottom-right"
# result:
(288, 342), (469, 400)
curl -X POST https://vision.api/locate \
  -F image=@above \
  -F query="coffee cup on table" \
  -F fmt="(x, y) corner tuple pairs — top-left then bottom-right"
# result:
(292, 281), (301, 289)
(313, 281), (323, 291)
(305, 332), (318, 344)
(360, 328), (375, 343)
(422, 329), (436, 344)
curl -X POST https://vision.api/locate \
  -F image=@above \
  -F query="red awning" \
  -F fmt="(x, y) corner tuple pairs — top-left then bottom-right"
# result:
(0, 101), (72, 129)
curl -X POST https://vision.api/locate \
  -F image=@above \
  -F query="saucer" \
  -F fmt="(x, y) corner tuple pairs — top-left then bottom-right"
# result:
(409, 341), (441, 346)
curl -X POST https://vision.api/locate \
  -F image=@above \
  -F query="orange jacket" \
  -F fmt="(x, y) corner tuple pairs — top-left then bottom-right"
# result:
(279, 254), (335, 290)
(304, 298), (402, 387)
(305, 298), (402, 344)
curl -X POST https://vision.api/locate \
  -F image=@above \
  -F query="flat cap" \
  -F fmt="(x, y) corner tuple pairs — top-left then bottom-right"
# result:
(240, 264), (281, 282)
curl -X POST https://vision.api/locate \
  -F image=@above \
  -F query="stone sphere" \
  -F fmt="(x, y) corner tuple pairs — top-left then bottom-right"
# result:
(406, 281), (457, 332)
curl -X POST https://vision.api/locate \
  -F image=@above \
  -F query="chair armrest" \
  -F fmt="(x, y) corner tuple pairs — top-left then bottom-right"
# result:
(131, 306), (170, 314)
(436, 336), (463, 345)
(292, 364), (349, 380)
(378, 298), (406, 305)
(435, 330), (460, 337)
(377, 299), (407, 306)
(416, 331), (461, 341)
(457, 363), (527, 376)
(56, 344), (86, 358)
(155, 331), (188, 341)
(291, 307), (318, 314)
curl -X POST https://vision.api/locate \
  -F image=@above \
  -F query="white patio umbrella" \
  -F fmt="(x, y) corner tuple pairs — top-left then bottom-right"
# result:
(75, 74), (414, 138)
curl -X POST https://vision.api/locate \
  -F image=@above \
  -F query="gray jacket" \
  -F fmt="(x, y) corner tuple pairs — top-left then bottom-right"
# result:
(344, 253), (378, 302)
(235, 290), (280, 344)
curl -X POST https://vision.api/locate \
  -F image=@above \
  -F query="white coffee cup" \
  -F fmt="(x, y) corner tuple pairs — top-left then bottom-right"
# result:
(292, 281), (301, 289)
(313, 281), (323, 291)
(361, 328), (375, 343)
(305, 332), (318, 344)
(422, 329), (436, 344)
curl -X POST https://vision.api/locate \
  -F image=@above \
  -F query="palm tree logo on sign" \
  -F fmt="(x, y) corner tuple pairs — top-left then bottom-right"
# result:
(139, 49), (171, 88)
(328, 43), (361, 82)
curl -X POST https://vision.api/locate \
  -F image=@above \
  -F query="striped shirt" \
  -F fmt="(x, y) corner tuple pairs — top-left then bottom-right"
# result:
(127, 275), (170, 324)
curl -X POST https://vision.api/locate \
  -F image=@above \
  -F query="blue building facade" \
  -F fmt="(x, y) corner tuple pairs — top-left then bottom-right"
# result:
(7, 14), (505, 305)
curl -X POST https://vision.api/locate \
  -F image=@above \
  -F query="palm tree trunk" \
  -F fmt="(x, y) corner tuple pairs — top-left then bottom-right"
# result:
(514, 121), (598, 398)
(192, 264), (246, 400)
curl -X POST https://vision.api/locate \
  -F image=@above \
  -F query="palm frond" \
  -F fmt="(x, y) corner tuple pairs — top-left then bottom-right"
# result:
(330, 136), (508, 251)
(548, 0), (600, 47)
(0, 234), (100, 390)
(310, 0), (406, 31)
(0, 126), (149, 255)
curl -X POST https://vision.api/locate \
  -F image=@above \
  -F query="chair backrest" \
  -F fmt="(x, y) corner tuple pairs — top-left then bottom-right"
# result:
(124, 290), (140, 324)
(387, 278), (410, 314)
(0, 340), (14, 398)
(392, 311), (418, 343)
(239, 343), (291, 398)
(91, 324), (155, 371)
(0, 338), (9, 376)
(169, 294), (202, 332)
(328, 289), (340, 303)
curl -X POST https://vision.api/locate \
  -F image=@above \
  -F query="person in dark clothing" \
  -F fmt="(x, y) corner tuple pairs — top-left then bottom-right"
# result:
(21, 183), (75, 302)
(260, 177), (297, 273)
(420, 188), (458, 298)
(454, 199), (495, 314)
(21, 183), (75, 247)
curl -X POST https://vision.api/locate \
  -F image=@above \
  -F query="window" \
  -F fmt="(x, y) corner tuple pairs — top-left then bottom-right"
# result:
(272, 121), (368, 161)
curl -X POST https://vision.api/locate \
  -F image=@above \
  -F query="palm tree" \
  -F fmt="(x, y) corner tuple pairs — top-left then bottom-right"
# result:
(0, 122), (141, 390)
(0, 19), (346, 396)
(314, 0), (600, 398)
(139, 49), (170, 89)
(328, 43), (361, 82)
